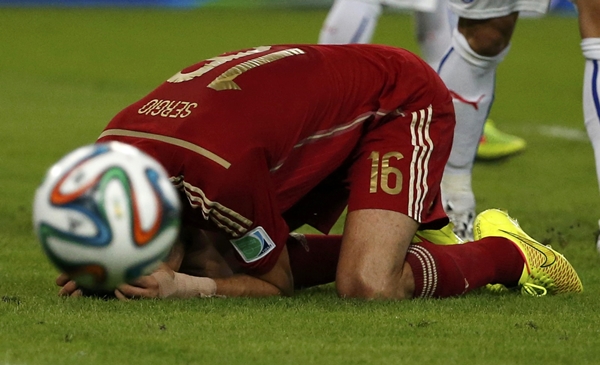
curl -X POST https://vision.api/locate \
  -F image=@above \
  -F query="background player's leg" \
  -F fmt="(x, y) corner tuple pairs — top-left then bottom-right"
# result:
(577, 0), (600, 251)
(437, 14), (517, 240)
(319, 0), (382, 44)
(414, 0), (454, 69)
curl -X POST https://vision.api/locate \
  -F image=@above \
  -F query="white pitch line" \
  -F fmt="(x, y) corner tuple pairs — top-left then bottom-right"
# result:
(536, 125), (589, 142)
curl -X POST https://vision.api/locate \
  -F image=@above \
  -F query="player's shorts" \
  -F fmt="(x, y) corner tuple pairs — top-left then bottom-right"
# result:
(449, 0), (551, 19)
(283, 102), (453, 232)
(346, 102), (454, 229)
(355, 0), (440, 12)
(282, 48), (454, 232)
(382, 0), (439, 12)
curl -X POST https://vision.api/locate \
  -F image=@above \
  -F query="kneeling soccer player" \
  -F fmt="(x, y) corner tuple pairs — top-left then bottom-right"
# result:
(56, 44), (583, 299)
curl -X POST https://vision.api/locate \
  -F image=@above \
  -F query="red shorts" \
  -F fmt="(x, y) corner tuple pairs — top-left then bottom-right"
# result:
(347, 101), (454, 230)
(284, 96), (455, 233)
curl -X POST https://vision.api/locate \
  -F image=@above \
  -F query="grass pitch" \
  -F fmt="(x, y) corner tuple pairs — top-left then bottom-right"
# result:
(1, 7), (600, 365)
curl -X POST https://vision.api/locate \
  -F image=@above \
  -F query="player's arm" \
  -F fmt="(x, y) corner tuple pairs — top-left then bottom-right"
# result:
(114, 248), (294, 299)
(114, 226), (294, 299)
(213, 244), (293, 297)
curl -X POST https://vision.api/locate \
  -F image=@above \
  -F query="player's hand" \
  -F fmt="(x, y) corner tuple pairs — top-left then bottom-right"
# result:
(116, 266), (218, 300)
(114, 272), (164, 301)
(56, 273), (83, 297)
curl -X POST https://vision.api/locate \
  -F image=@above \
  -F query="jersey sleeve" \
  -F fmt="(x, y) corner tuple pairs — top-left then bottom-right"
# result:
(179, 148), (290, 276)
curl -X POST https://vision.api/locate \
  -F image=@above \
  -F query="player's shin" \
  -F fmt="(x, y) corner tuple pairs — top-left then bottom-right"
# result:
(405, 238), (523, 298)
(582, 38), (600, 252)
(437, 30), (507, 240)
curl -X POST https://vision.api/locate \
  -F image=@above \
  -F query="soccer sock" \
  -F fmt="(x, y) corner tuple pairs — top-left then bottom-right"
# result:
(405, 238), (523, 298)
(438, 29), (509, 176)
(287, 234), (342, 289)
(440, 172), (475, 214)
(318, 0), (382, 44)
(414, 1), (453, 69)
(581, 38), (600, 194)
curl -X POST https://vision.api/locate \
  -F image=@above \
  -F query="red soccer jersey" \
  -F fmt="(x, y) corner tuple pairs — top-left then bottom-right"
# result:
(98, 44), (454, 274)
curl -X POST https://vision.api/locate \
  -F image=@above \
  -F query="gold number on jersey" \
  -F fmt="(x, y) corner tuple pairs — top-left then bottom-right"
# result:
(167, 46), (305, 91)
(167, 46), (272, 83)
(368, 151), (403, 195)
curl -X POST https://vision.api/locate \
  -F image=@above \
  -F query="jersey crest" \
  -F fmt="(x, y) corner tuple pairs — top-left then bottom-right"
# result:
(230, 226), (276, 263)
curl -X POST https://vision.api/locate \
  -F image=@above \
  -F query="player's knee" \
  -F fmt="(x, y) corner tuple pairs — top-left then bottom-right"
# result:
(462, 28), (510, 56)
(335, 276), (381, 299)
(335, 272), (411, 300)
(458, 15), (517, 57)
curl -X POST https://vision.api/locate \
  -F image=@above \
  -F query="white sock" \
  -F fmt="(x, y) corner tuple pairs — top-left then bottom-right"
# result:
(414, 1), (455, 69)
(440, 173), (475, 241)
(582, 38), (600, 195)
(441, 173), (474, 209)
(438, 29), (509, 176)
(318, 0), (382, 44)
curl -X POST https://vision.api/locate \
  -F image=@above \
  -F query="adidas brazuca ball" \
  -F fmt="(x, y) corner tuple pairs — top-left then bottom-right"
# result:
(33, 141), (181, 291)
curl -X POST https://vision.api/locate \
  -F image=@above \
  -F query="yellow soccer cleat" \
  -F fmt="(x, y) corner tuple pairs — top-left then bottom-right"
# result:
(476, 120), (526, 160)
(412, 222), (464, 245)
(474, 209), (583, 296)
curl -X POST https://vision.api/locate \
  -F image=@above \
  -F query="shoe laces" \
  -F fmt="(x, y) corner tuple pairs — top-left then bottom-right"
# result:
(485, 283), (508, 293)
(520, 283), (548, 297)
(520, 268), (556, 297)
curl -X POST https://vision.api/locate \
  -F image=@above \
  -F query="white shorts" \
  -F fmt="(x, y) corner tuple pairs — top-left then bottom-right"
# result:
(358, 0), (440, 12)
(448, 0), (550, 19)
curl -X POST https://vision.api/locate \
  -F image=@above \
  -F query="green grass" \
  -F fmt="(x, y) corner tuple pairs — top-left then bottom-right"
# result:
(1, 7), (600, 365)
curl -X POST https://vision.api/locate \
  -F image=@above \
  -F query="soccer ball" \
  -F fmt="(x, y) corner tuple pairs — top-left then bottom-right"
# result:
(33, 141), (181, 292)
